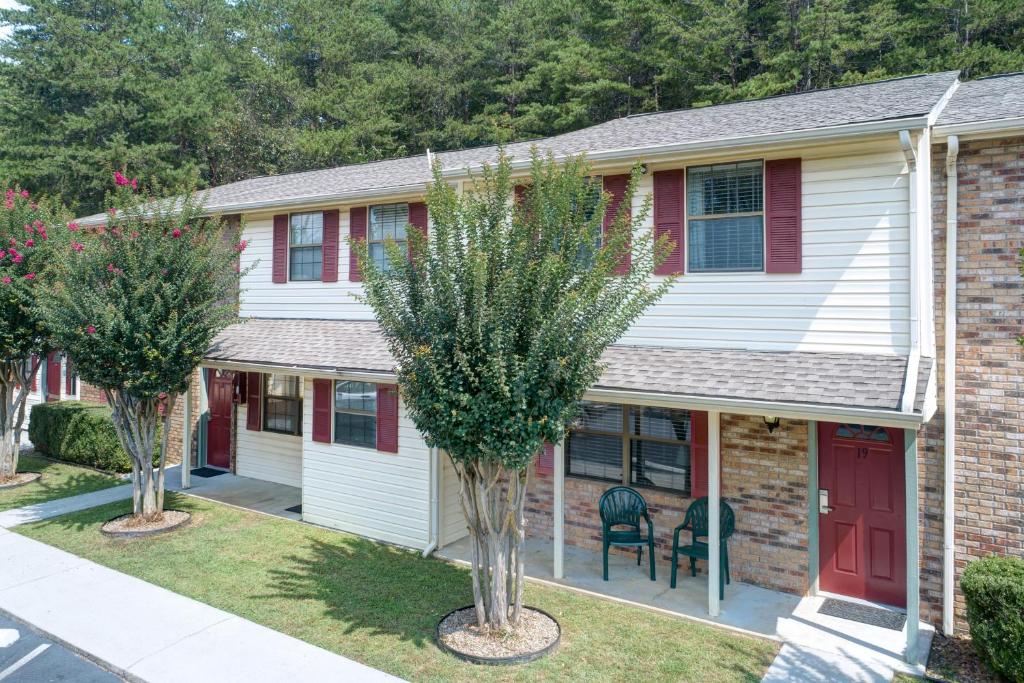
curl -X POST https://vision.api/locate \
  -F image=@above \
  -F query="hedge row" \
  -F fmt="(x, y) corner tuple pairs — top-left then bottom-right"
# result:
(962, 555), (1024, 683)
(28, 400), (151, 473)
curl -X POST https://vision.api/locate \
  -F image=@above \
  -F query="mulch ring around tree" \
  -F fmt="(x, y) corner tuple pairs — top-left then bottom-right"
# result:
(436, 606), (560, 665)
(0, 472), (42, 489)
(100, 510), (191, 538)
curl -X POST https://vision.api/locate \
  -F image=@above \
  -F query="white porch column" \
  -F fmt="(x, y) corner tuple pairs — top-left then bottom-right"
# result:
(181, 383), (192, 490)
(708, 410), (721, 617)
(553, 440), (565, 580)
(905, 428), (920, 664)
(807, 420), (819, 595)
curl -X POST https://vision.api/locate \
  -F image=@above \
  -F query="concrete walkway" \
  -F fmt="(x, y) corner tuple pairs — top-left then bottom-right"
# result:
(0, 526), (400, 682)
(0, 483), (132, 529)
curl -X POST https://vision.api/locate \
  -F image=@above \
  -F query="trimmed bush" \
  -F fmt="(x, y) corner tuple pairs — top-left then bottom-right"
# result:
(962, 556), (1024, 683)
(29, 400), (139, 473)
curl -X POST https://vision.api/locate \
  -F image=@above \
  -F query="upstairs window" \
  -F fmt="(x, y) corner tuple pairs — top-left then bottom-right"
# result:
(334, 380), (377, 448)
(687, 161), (764, 272)
(368, 203), (409, 272)
(264, 374), (302, 435)
(289, 212), (323, 281)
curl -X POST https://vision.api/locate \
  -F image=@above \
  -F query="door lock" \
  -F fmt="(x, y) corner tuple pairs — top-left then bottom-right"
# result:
(819, 488), (834, 514)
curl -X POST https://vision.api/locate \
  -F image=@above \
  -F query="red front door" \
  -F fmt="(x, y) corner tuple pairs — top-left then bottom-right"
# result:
(206, 370), (234, 470)
(45, 352), (62, 402)
(819, 422), (906, 607)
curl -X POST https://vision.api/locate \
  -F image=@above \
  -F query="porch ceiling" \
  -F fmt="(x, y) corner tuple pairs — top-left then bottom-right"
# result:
(206, 317), (931, 417)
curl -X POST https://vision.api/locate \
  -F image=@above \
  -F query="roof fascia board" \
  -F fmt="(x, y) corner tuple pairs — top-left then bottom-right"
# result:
(201, 359), (923, 427)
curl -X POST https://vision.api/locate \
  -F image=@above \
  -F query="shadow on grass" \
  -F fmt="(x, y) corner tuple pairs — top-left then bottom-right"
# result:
(264, 535), (475, 648)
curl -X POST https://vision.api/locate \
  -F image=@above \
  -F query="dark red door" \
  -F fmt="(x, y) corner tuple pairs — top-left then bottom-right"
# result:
(45, 352), (62, 402)
(819, 423), (906, 607)
(206, 370), (234, 470)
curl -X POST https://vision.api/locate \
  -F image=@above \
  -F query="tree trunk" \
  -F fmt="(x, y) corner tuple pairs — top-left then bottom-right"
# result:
(453, 457), (530, 633)
(106, 388), (165, 521)
(0, 359), (37, 483)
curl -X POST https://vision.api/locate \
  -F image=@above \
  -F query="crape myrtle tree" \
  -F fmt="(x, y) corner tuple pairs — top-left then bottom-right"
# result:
(0, 186), (65, 483)
(41, 173), (248, 520)
(357, 151), (674, 632)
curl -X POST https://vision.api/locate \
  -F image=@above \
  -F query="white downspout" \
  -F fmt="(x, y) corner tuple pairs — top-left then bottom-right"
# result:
(942, 136), (959, 636)
(422, 446), (440, 557)
(899, 130), (920, 414)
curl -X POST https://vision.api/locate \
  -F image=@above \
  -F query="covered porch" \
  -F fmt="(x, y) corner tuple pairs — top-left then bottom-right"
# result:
(438, 534), (934, 680)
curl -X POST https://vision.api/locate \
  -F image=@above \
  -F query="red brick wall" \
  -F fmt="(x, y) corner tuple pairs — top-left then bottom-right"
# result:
(922, 136), (1024, 632)
(78, 382), (105, 404)
(165, 368), (203, 468)
(526, 413), (809, 595)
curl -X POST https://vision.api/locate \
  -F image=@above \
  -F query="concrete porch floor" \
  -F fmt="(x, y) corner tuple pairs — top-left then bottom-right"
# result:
(438, 536), (933, 681)
(168, 468), (302, 521)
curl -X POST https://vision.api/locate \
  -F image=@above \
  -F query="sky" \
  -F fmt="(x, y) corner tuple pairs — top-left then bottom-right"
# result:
(0, 0), (23, 42)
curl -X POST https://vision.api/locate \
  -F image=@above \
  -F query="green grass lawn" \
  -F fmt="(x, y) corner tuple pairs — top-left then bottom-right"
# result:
(16, 493), (778, 682)
(0, 453), (122, 512)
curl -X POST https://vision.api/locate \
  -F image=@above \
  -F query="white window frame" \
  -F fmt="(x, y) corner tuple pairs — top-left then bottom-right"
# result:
(684, 159), (766, 274)
(288, 212), (324, 281)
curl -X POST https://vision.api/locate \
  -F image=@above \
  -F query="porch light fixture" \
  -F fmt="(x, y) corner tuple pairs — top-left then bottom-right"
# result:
(763, 416), (780, 434)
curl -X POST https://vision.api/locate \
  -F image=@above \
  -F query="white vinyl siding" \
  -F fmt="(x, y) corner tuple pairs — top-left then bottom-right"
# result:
(237, 140), (913, 355)
(236, 403), (303, 487)
(301, 380), (430, 549)
(624, 144), (912, 354)
(439, 453), (468, 546)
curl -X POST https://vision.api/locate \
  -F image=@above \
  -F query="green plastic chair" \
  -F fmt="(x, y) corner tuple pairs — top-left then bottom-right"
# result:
(599, 486), (656, 582)
(670, 497), (735, 600)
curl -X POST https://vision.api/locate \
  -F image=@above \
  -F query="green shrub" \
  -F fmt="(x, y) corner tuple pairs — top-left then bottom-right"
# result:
(28, 400), (154, 473)
(962, 556), (1024, 683)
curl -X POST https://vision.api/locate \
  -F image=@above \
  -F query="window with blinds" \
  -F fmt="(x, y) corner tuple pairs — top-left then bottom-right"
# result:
(289, 212), (323, 281)
(264, 374), (302, 435)
(369, 203), (409, 272)
(565, 401), (692, 494)
(334, 380), (377, 448)
(687, 161), (764, 272)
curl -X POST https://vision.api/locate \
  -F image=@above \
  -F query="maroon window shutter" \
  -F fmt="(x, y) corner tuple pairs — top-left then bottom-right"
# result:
(513, 184), (527, 204)
(272, 214), (289, 283)
(30, 354), (37, 391)
(376, 384), (399, 453)
(312, 378), (333, 443)
(246, 372), (262, 431)
(653, 169), (685, 275)
(602, 174), (631, 275)
(64, 357), (73, 395)
(322, 209), (339, 282)
(407, 202), (428, 260)
(349, 207), (367, 282)
(765, 158), (802, 274)
(535, 442), (554, 475)
(234, 371), (248, 404)
(690, 411), (709, 499)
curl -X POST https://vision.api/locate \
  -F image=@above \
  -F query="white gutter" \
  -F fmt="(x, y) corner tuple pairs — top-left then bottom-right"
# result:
(934, 115), (1024, 139)
(898, 130), (921, 414)
(942, 135), (959, 636)
(78, 115), (932, 226)
(423, 446), (440, 557)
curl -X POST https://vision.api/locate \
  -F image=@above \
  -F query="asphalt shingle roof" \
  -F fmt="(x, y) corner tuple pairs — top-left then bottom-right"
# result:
(81, 71), (958, 224)
(936, 72), (1024, 126)
(207, 318), (931, 415)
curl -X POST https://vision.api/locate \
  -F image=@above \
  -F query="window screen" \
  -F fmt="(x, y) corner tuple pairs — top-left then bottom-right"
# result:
(368, 203), (409, 272)
(566, 402), (622, 482)
(289, 212), (323, 281)
(264, 374), (302, 435)
(334, 380), (377, 448)
(687, 161), (764, 272)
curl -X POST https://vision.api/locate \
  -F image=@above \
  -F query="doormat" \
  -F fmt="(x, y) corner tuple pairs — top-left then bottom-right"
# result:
(818, 598), (906, 631)
(285, 504), (302, 514)
(191, 467), (228, 478)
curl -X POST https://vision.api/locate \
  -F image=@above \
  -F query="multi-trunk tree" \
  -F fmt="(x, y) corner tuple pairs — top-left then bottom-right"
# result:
(41, 175), (246, 520)
(357, 151), (673, 632)
(0, 187), (64, 484)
